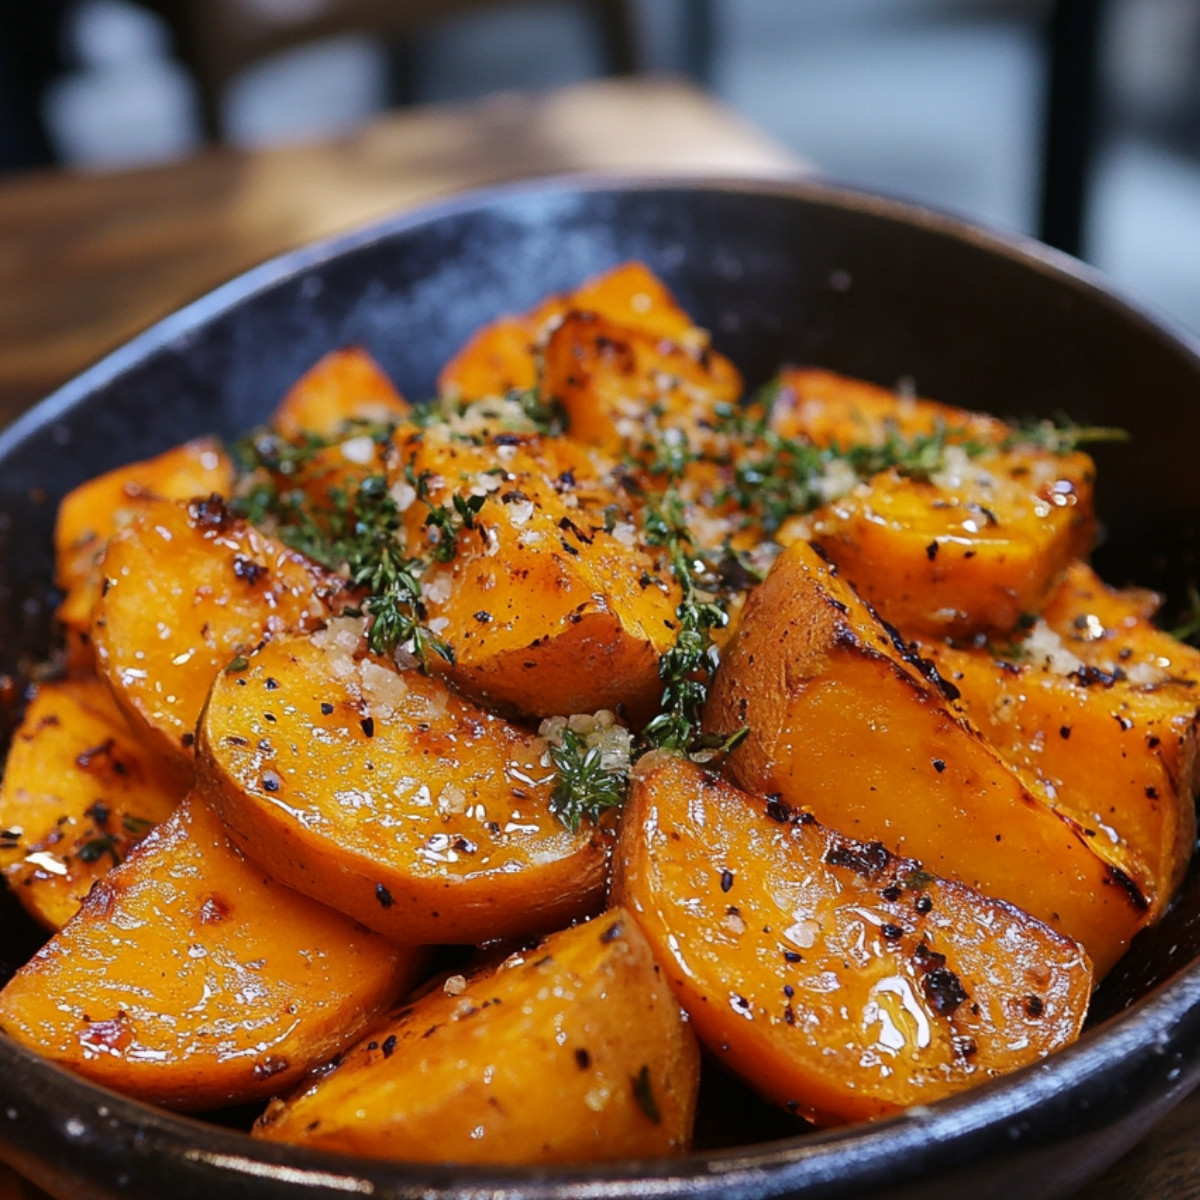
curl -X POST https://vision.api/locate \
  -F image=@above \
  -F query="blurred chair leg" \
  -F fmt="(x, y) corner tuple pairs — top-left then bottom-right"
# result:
(0, 0), (69, 170)
(586, 0), (639, 75)
(1038, 0), (1109, 258)
(385, 37), (421, 108)
(680, 0), (717, 87)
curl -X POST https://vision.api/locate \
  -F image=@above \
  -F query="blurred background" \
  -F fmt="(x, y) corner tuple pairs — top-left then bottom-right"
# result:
(3, 0), (1200, 333)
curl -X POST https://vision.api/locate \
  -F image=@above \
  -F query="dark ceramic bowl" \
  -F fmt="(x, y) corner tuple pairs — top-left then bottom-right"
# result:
(2, 176), (1200, 1200)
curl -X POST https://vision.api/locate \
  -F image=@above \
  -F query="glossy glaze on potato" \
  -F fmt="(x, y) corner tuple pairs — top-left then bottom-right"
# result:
(704, 538), (1149, 976)
(91, 495), (344, 772)
(0, 677), (183, 930)
(196, 629), (610, 943)
(389, 423), (679, 723)
(612, 755), (1091, 1124)
(0, 793), (422, 1110)
(254, 909), (700, 1162)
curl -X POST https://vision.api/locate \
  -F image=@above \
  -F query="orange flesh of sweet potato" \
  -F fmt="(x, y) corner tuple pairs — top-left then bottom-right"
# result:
(54, 438), (233, 672)
(769, 368), (1008, 448)
(785, 448), (1096, 639)
(0, 678), (184, 931)
(0, 792), (423, 1111)
(611, 755), (1091, 1125)
(91, 496), (343, 773)
(269, 347), (408, 440)
(920, 636), (1196, 920)
(196, 631), (610, 944)
(253, 908), (700, 1162)
(539, 311), (742, 459)
(703, 539), (1148, 976)
(1041, 560), (1200, 681)
(438, 262), (698, 403)
(389, 424), (679, 722)
(54, 436), (233, 596)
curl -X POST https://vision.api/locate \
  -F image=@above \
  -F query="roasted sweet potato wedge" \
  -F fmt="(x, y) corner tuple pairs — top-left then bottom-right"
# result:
(1041, 560), (1200, 682)
(91, 496), (344, 773)
(0, 793), (422, 1110)
(254, 908), (700, 1162)
(196, 629), (610, 943)
(783, 446), (1096, 639)
(769, 368), (1007, 449)
(389, 423), (679, 721)
(0, 678), (183, 931)
(918, 629), (1198, 921)
(54, 437), (233, 597)
(611, 755), (1091, 1124)
(270, 346), (408, 440)
(54, 438), (233, 672)
(704, 539), (1148, 975)
(540, 311), (741, 459)
(438, 262), (698, 403)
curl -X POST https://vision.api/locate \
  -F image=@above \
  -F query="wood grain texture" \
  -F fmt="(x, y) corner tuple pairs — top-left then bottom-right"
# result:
(0, 77), (800, 424)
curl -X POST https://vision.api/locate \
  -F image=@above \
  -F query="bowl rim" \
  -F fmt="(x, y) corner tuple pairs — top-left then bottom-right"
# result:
(4, 171), (1200, 1199)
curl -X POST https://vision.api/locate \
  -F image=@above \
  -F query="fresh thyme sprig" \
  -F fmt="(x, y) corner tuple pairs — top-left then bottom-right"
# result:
(547, 727), (629, 833)
(1002, 415), (1129, 454)
(640, 488), (731, 753)
(232, 426), (454, 669)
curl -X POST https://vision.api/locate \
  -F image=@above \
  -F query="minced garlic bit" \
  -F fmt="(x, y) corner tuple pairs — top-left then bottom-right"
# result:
(1023, 619), (1085, 677)
(539, 710), (633, 776)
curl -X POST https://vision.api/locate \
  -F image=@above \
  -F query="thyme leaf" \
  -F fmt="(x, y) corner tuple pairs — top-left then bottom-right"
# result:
(641, 488), (728, 754)
(1003, 415), (1129, 454)
(547, 728), (628, 833)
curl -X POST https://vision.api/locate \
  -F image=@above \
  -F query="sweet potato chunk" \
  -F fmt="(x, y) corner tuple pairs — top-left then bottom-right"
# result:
(54, 438), (233, 670)
(540, 311), (741, 459)
(785, 447), (1096, 639)
(91, 496), (343, 772)
(612, 756), (1091, 1124)
(918, 631), (1198, 921)
(769, 368), (1007, 449)
(390, 424), (679, 721)
(1041, 560), (1200, 682)
(270, 347), (408, 440)
(54, 436), (233, 597)
(0, 678), (183, 930)
(196, 630), (610, 943)
(704, 539), (1148, 976)
(0, 793), (422, 1110)
(254, 908), (700, 1162)
(439, 262), (697, 403)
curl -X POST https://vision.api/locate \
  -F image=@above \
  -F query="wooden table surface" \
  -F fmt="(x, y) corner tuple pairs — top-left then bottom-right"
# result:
(0, 73), (1196, 1200)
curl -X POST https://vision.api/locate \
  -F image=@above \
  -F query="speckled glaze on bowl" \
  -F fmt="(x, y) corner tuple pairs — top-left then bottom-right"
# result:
(2, 176), (1200, 1200)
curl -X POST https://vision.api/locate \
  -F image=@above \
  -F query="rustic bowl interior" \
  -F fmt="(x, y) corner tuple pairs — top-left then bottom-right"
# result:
(2, 177), (1200, 1200)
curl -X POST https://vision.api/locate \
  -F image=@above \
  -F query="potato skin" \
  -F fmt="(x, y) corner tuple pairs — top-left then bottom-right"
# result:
(704, 539), (1148, 976)
(918, 633), (1198, 922)
(0, 793), (422, 1111)
(91, 495), (343, 772)
(254, 908), (700, 1163)
(196, 630), (610, 944)
(611, 755), (1092, 1124)
(0, 678), (183, 930)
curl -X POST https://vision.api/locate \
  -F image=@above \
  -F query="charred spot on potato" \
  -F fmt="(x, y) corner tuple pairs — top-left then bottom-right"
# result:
(824, 840), (890, 877)
(922, 967), (968, 1015)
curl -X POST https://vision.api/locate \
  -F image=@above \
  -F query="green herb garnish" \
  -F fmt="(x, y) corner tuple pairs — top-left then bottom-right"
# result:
(1002, 415), (1128, 454)
(547, 727), (628, 833)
